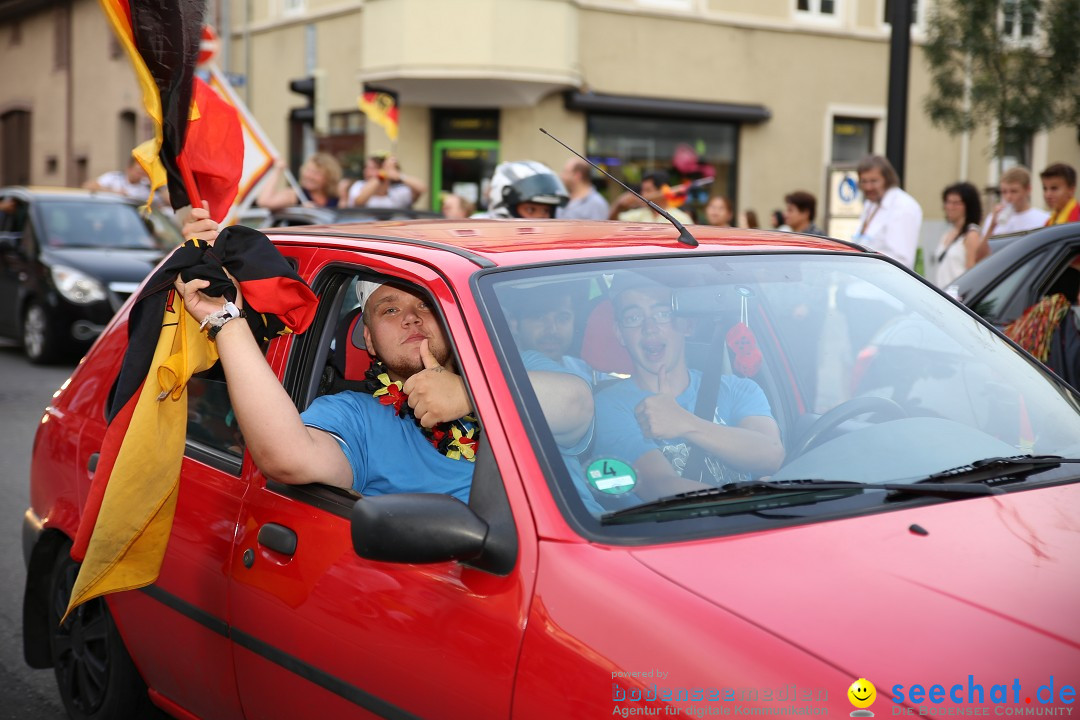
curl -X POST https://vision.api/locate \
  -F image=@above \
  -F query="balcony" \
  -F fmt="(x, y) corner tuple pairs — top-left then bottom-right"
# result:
(359, 0), (581, 107)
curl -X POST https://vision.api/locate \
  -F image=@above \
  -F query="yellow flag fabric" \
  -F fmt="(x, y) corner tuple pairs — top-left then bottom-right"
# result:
(64, 296), (218, 620)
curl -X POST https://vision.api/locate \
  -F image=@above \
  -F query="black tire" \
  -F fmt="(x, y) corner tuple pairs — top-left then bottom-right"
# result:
(23, 301), (61, 365)
(48, 542), (159, 720)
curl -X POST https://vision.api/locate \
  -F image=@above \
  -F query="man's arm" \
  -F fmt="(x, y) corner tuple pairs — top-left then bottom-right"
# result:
(632, 451), (712, 501)
(634, 368), (784, 475)
(255, 161), (300, 211)
(383, 156), (426, 204)
(635, 392), (784, 475)
(173, 273), (353, 490)
(349, 179), (381, 207)
(527, 370), (593, 447)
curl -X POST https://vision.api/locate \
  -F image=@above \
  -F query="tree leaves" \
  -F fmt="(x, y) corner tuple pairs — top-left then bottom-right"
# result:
(922, 0), (1080, 161)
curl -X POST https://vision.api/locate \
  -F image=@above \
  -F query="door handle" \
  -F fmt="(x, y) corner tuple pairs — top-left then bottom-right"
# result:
(257, 523), (297, 556)
(87, 453), (99, 474)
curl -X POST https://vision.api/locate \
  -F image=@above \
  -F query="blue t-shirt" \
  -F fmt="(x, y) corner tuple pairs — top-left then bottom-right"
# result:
(300, 391), (474, 503)
(594, 370), (773, 485)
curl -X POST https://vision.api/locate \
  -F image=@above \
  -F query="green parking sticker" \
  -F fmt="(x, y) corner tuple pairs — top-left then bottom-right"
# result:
(585, 458), (637, 495)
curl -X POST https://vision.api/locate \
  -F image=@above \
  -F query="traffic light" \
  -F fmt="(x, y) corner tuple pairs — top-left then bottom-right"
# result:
(288, 70), (327, 134)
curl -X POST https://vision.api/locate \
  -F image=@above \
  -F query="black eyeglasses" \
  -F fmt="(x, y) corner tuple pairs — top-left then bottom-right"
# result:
(618, 307), (674, 329)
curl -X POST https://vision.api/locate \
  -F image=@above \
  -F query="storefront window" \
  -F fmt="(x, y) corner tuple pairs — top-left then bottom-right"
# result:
(586, 114), (737, 224)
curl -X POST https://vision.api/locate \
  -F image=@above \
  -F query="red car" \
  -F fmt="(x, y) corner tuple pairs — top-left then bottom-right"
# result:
(22, 219), (1080, 719)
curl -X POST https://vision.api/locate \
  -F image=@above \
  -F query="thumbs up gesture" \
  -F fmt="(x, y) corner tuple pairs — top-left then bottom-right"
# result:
(402, 339), (474, 428)
(634, 364), (694, 440)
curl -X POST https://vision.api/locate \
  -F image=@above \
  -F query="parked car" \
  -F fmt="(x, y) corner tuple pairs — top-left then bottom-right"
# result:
(236, 204), (442, 229)
(22, 219), (1080, 719)
(0, 187), (183, 362)
(951, 222), (1080, 328)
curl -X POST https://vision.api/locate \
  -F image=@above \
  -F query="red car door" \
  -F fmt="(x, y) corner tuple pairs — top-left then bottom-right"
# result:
(71, 319), (248, 720)
(226, 250), (537, 719)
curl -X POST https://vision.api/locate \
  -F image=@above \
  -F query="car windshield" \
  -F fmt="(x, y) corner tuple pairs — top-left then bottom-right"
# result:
(479, 253), (1080, 539)
(40, 200), (165, 250)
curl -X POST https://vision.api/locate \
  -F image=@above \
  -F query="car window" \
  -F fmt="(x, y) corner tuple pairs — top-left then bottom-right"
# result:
(146, 207), (185, 247)
(479, 254), (1080, 540)
(283, 267), (480, 502)
(969, 252), (1043, 324)
(40, 200), (162, 250)
(186, 364), (244, 463)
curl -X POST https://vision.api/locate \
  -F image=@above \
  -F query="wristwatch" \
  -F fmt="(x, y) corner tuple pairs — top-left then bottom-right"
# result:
(200, 301), (245, 340)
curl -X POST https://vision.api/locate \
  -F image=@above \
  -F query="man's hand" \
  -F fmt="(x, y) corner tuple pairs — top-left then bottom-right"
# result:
(180, 201), (220, 244)
(635, 365), (696, 440)
(382, 156), (401, 183)
(401, 339), (473, 428)
(173, 273), (243, 326)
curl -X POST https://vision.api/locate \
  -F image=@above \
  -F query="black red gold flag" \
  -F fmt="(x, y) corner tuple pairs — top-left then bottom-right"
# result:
(67, 227), (318, 616)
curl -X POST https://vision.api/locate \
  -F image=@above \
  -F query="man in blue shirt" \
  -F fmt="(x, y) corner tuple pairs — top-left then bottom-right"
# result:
(174, 210), (482, 501)
(593, 275), (785, 501)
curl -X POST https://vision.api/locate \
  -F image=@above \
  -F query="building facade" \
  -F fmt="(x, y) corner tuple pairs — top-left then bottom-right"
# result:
(2, 0), (1078, 235)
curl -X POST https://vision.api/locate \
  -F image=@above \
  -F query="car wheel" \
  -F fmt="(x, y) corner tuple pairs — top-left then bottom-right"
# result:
(23, 301), (60, 364)
(48, 542), (159, 720)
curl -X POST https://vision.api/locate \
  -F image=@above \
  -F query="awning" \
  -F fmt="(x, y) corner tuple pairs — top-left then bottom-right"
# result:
(564, 91), (770, 124)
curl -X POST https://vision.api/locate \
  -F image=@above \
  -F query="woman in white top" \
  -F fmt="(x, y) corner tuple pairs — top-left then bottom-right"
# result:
(934, 182), (988, 288)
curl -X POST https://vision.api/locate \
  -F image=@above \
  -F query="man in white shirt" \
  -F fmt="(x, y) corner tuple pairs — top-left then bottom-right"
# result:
(852, 155), (923, 268)
(83, 158), (152, 203)
(346, 155), (426, 209)
(981, 166), (1050, 238)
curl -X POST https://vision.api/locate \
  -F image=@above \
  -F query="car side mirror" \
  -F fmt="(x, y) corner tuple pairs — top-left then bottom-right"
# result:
(351, 493), (487, 565)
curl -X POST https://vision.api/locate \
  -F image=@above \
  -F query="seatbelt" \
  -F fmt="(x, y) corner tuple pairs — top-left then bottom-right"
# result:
(682, 325), (726, 483)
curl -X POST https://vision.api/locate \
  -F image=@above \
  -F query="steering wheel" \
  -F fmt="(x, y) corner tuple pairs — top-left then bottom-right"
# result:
(793, 396), (907, 458)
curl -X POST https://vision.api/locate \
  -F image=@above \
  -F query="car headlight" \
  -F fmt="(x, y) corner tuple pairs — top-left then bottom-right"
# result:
(51, 265), (107, 304)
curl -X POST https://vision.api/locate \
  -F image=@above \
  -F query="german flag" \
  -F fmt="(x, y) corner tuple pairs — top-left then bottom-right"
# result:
(359, 86), (400, 143)
(66, 226), (318, 618)
(101, 0), (242, 218)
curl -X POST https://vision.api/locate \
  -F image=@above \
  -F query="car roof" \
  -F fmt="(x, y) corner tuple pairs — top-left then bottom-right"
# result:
(953, 222), (1079, 295)
(265, 218), (864, 269)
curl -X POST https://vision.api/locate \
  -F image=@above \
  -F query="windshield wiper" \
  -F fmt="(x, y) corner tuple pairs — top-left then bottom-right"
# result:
(600, 478), (1002, 525)
(913, 455), (1080, 486)
(600, 456), (1080, 525)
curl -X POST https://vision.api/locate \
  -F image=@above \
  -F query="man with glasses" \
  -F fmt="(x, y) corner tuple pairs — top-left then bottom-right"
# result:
(592, 273), (784, 500)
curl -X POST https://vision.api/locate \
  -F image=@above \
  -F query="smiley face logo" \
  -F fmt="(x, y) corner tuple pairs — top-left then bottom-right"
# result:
(848, 678), (877, 709)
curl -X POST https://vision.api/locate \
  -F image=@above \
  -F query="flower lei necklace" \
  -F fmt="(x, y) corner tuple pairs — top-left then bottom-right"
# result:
(361, 360), (480, 462)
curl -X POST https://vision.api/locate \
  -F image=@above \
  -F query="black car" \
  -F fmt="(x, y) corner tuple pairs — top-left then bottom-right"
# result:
(952, 222), (1080, 328)
(0, 187), (183, 363)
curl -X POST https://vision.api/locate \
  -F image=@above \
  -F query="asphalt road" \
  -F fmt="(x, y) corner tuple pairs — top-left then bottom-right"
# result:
(0, 341), (76, 719)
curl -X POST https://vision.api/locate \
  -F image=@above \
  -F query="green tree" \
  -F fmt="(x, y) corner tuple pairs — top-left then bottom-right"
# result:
(923, 0), (1080, 176)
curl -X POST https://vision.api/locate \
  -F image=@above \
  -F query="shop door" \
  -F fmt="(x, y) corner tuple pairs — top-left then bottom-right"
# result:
(432, 140), (499, 214)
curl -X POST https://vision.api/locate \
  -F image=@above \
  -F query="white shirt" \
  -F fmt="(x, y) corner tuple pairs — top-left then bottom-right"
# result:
(94, 170), (151, 202)
(932, 224), (979, 288)
(852, 186), (923, 268)
(980, 206), (1050, 238)
(347, 180), (414, 209)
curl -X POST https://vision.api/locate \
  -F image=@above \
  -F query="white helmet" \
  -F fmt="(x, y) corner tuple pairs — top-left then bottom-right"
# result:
(487, 161), (569, 218)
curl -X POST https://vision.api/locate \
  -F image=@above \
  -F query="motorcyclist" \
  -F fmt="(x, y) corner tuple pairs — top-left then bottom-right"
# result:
(480, 160), (569, 219)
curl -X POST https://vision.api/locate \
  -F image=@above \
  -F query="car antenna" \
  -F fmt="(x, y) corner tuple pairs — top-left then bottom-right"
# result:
(540, 127), (698, 247)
